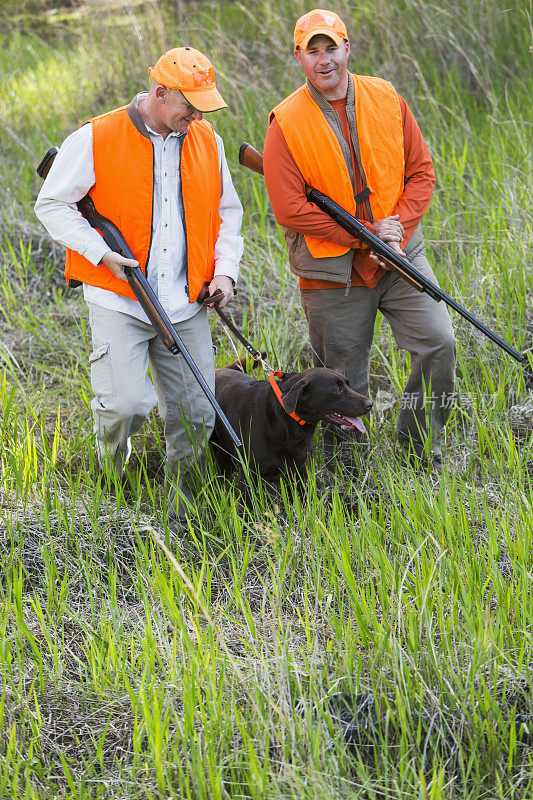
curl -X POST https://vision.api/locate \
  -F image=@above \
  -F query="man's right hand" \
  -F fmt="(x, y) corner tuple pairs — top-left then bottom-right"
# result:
(373, 214), (404, 244)
(370, 240), (407, 270)
(100, 250), (139, 282)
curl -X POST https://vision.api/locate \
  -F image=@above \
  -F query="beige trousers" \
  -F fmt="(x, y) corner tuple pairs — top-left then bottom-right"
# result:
(300, 233), (456, 460)
(87, 302), (215, 472)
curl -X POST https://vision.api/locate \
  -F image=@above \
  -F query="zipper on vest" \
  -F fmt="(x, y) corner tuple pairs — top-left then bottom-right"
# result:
(145, 141), (155, 277)
(178, 136), (190, 301)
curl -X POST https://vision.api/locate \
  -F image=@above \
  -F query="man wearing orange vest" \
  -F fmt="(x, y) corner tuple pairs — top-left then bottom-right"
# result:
(35, 47), (243, 528)
(263, 9), (456, 474)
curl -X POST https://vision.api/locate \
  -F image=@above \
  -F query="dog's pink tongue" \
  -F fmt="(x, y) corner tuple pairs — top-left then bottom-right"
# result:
(344, 416), (366, 434)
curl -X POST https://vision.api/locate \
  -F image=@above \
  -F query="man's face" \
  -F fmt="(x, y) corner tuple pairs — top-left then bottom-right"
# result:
(159, 87), (203, 134)
(295, 34), (350, 94)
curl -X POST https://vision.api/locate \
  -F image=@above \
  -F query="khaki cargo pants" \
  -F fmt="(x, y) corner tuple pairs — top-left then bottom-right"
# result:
(87, 302), (215, 474)
(300, 226), (457, 463)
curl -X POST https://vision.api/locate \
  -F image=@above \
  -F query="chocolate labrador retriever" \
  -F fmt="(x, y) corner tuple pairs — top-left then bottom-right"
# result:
(211, 364), (372, 482)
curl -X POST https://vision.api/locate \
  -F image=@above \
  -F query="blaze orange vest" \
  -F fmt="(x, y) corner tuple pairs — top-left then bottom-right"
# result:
(270, 74), (404, 259)
(65, 106), (221, 303)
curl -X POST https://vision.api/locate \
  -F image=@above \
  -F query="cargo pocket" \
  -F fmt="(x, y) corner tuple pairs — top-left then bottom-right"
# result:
(89, 343), (116, 398)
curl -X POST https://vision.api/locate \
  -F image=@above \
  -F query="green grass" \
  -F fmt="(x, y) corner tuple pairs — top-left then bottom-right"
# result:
(1, 0), (532, 797)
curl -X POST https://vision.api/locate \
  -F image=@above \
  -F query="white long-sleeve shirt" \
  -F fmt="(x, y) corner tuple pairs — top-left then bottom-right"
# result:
(35, 95), (244, 324)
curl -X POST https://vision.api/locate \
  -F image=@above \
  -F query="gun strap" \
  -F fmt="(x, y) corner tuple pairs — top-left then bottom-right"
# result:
(348, 114), (374, 224)
(353, 186), (371, 205)
(307, 78), (374, 224)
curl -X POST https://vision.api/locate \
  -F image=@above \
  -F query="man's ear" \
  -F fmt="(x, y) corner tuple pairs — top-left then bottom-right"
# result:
(282, 378), (310, 414)
(155, 84), (167, 103)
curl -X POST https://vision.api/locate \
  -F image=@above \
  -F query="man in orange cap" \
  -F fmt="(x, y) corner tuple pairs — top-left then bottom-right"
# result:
(263, 9), (456, 474)
(36, 47), (244, 530)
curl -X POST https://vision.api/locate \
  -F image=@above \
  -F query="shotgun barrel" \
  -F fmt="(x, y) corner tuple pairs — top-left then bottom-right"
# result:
(238, 142), (525, 364)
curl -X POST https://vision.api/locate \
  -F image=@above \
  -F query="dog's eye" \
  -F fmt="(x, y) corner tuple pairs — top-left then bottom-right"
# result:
(336, 384), (343, 392)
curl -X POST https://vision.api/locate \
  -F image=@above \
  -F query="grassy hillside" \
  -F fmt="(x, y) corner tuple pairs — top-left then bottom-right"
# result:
(0, 1), (532, 797)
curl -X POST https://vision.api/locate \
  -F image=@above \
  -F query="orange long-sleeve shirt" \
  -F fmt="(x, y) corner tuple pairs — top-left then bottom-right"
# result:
(263, 93), (436, 290)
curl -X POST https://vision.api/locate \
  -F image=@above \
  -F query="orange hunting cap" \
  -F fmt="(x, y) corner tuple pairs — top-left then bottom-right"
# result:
(294, 9), (348, 49)
(148, 47), (228, 112)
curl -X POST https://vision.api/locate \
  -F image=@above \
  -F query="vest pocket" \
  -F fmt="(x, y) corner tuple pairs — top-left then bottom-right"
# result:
(89, 343), (117, 398)
(284, 226), (353, 281)
(404, 223), (426, 259)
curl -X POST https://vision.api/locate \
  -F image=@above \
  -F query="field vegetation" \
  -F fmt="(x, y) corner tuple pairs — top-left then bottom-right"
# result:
(0, 0), (532, 797)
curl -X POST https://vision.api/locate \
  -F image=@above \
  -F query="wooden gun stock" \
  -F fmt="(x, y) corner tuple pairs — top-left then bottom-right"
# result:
(238, 141), (525, 363)
(238, 143), (264, 176)
(124, 268), (176, 351)
(36, 147), (59, 180)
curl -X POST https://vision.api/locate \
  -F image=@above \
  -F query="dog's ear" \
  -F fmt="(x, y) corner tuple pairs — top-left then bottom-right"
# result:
(226, 358), (248, 372)
(282, 378), (310, 414)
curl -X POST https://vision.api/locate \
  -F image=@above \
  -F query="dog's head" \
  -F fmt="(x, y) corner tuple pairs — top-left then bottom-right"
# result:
(280, 368), (372, 433)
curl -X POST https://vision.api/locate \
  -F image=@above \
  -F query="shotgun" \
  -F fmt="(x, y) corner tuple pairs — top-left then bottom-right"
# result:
(37, 147), (242, 448)
(239, 142), (525, 365)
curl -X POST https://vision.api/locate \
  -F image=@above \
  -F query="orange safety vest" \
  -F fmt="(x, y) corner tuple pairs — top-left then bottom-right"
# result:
(65, 106), (221, 303)
(270, 74), (404, 259)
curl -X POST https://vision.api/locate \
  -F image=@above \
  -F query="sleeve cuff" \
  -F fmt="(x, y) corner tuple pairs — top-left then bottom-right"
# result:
(214, 259), (240, 285)
(82, 238), (111, 266)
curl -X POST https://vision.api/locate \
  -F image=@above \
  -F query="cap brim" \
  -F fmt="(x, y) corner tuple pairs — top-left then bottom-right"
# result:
(297, 29), (344, 49)
(181, 86), (228, 112)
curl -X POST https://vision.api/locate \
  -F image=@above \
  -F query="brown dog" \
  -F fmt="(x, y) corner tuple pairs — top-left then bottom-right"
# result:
(211, 364), (372, 482)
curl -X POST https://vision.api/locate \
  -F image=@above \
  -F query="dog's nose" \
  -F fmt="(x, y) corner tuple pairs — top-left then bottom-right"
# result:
(363, 399), (373, 412)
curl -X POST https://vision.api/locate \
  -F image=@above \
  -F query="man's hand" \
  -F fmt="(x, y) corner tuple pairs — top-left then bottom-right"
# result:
(370, 240), (407, 270)
(373, 214), (404, 244)
(205, 275), (234, 309)
(100, 250), (139, 282)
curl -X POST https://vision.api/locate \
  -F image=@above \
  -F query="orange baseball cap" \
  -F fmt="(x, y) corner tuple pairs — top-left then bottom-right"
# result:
(148, 47), (228, 112)
(294, 9), (348, 49)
